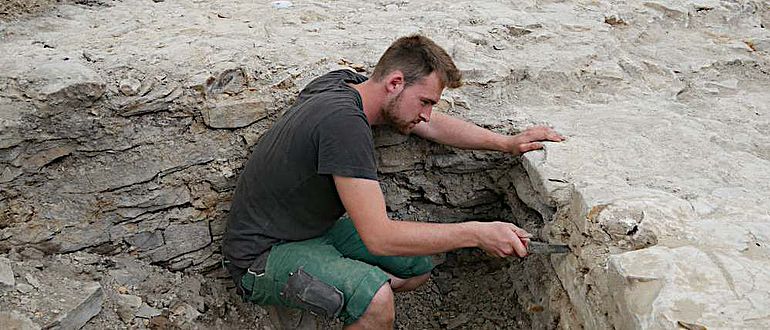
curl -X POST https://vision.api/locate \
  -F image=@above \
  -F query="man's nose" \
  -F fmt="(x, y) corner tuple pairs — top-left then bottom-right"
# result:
(419, 108), (432, 123)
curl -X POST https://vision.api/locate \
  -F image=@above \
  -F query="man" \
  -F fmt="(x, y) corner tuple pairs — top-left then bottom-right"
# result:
(222, 35), (564, 329)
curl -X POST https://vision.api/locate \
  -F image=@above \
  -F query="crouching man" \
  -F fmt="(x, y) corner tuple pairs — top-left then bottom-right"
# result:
(222, 34), (564, 329)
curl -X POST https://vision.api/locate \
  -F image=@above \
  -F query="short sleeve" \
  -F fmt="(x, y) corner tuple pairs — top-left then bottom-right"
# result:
(316, 112), (378, 180)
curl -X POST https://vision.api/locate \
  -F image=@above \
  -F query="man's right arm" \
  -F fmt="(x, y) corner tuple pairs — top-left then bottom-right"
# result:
(333, 176), (531, 257)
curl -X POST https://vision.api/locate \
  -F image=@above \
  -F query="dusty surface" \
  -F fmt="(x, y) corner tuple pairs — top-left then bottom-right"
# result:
(1, 0), (769, 329)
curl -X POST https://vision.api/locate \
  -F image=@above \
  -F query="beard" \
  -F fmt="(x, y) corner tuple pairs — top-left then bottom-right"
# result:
(383, 92), (415, 134)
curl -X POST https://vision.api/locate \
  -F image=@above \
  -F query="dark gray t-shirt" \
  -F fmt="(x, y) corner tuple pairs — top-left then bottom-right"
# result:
(222, 70), (377, 269)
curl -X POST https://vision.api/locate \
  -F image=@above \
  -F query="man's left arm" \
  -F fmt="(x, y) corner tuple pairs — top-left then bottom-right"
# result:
(411, 112), (564, 155)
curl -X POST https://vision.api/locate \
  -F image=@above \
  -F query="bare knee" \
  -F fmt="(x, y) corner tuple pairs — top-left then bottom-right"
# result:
(392, 273), (430, 292)
(346, 283), (394, 329)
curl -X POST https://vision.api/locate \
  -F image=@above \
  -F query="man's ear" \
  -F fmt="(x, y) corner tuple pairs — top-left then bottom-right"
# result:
(385, 70), (405, 95)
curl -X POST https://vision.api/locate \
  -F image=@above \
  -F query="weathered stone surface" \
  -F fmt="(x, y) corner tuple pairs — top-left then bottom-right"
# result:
(16, 283), (33, 293)
(0, 99), (34, 150)
(205, 68), (248, 97)
(125, 230), (164, 251)
(0, 256), (15, 289)
(24, 61), (105, 107)
(114, 186), (191, 219)
(202, 99), (268, 129)
(56, 141), (215, 193)
(50, 281), (103, 330)
(170, 302), (202, 324)
(116, 294), (142, 323)
(0, 311), (40, 330)
(118, 78), (142, 96)
(607, 246), (770, 329)
(146, 222), (211, 263)
(108, 258), (150, 287)
(135, 303), (162, 319)
(377, 143), (427, 173)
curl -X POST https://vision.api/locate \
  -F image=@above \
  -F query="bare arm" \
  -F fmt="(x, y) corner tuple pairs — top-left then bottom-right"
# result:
(334, 176), (531, 257)
(411, 112), (564, 155)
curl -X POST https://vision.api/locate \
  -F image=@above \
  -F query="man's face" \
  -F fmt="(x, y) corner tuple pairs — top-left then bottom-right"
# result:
(383, 72), (443, 134)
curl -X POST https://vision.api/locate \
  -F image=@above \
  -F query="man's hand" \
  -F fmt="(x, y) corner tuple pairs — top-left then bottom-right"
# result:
(504, 126), (565, 156)
(474, 222), (532, 257)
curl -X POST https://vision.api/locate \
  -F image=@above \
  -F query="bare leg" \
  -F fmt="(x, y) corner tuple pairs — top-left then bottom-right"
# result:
(344, 283), (395, 330)
(388, 273), (430, 292)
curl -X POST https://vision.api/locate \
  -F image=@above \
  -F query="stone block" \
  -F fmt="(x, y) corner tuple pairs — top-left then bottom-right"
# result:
(202, 99), (268, 129)
(377, 144), (427, 173)
(50, 281), (104, 329)
(0, 256), (15, 289)
(125, 230), (164, 251)
(373, 126), (409, 147)
(146, 222), (211, 262)
(25, 61), (105, 107)
(606, 246), (769, 329)
(109, 266), (149, 288)
(116, 294), (142, 323)
(0, 311), (40, 330)
(135, 304), (161, 319)
(115, 186), (191, 219)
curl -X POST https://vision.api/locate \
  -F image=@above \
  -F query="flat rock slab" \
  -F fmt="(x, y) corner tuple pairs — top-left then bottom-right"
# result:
(49, 281), (103, 329)
(202, 99), (268, 128)
(0, 311), (41, 330)
(145, 222), (212, 262)
(23, 60), (105, 106)
(0, 261), (104, 330)
(0, 256), (15, 289)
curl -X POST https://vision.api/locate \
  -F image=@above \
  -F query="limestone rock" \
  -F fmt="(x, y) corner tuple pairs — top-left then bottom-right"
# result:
(135, 303), (162, 319)
(116, 294), (142, 323)
(16, 283), (33, 293)
(205, 68), (247, 96)
(146, 222), (211, 263)
(606, 246), (770, 329)
(170, 302), (201, 324)
(125, 230), (164, 251)
(25, 61), (105, 107)
(0, 311), (41, 330)
(114, 186), (191, 219)
(49, 281), (103, 330)
(119, 78), (142, 96)
(373, 126), (409, 147)
(108, 261), (149, 287)
(202, 99), (268, 129)
(509, 165), (555, 220)
(0, 256), (15, 289)
(0, 99), (34, 150)
(377, 144), (427, 173)
(24, 274), (40, 289)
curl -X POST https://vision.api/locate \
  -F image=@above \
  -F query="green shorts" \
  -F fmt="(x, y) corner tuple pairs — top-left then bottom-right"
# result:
(240, 216), (434, 325)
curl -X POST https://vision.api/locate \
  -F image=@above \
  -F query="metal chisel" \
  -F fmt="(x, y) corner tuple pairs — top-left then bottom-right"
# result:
(527, 241), (570, 255)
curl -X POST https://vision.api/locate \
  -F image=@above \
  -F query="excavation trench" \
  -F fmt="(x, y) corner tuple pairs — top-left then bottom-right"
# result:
(372, 128), (571, 329)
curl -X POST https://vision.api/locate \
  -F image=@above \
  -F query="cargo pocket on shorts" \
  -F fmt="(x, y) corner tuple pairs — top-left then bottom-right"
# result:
(241, 270), (274, 305)
(281, 267), (344, 318)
